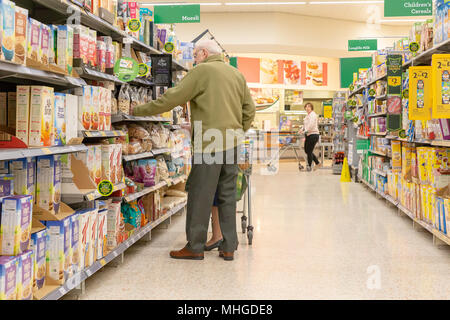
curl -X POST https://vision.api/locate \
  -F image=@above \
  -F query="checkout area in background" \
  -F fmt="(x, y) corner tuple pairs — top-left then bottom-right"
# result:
(248, 88), (335, 167)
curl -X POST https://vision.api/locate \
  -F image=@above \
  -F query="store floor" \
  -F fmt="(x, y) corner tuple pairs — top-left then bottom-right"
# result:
(79, 162), (450, 300)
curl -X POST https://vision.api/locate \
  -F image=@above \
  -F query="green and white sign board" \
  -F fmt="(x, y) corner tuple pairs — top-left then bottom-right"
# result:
(384, 0), (432, 17)
(348, 39), (378, 52)
(154, 5), (200, 24)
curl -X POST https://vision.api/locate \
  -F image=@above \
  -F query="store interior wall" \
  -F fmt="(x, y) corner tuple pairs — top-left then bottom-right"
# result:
(175, 12), (411, 58)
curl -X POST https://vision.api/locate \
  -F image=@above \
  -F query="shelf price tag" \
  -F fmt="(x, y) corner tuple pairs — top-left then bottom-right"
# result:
(432, 54), (450, 118)
(409, 66), (432, 120)
(42, 148), (52, 155)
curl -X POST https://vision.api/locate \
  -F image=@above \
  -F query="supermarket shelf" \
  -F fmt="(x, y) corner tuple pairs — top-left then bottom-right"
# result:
(367, 112), (387, 118)
(369, 149), (389, 157)
(130, 77), (155, 87)
(402, 38), (450, 68)
(362, 180), (447, 247)
(62, 182), (126, 204)
(372, 169), (387, 177)
(82, 130), (127, 138)
(431, 140), (450, 147)
(41, 201), (187, 300)
(348, 86), (365, 98)
(375, 95), (387, 101)
(152, 148), (170, 156)
(432, 230), (450, 246)
(0, 60), (86, 88)
(369, 132), (387, 136)
(356, 135), (369, 140)
(367, 74), (387, 87)
(124, 175), (187, 202)
(75, 66), (123, 84)
(122, 152), (154, 162)
(111, 113), (172, 124)
(0, 144), (87, 161)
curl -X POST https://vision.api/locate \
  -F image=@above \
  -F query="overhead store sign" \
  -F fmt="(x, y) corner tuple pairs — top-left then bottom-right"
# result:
(384, 0), (432, 17)
(154, 5), (200, 24)
(348, 39), (377, 52)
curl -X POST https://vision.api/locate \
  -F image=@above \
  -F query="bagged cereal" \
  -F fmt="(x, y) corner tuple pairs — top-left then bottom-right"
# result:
(118, 85), (130, 115)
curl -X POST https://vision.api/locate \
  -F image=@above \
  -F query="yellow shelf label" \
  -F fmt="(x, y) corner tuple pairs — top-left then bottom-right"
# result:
(42, 148), (52, 155)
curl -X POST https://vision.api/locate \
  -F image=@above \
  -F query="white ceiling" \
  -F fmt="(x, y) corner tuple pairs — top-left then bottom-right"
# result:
(138, 0), (432, 26)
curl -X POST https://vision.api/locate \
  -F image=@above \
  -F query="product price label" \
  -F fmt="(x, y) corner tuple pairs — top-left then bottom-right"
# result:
(409, 66), (432, 120)
(138, 63), (150, 77)
(432, 54), (450, 118)
(388, 76), (401, 87)
(409, 42), (420, 53)
(127, 19), (141, 32)
(164, 42), (175, 53)
(98, 180), (114, 197)
(369, 89), (376, 97)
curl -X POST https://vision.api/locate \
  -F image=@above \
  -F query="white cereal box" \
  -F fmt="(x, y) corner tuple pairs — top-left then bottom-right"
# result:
(15, 86), (30, 145)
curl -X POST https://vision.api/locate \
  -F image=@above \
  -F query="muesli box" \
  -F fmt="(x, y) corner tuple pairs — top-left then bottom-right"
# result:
(17, 250), (33, 300)
(0, 195), (33, 256)
(1, 0), (16, 62)
(28, 86), (54, 147)
(15, 86), (31, 145)
(27, 18), (41, 62)
(9, 157), (36, 197)
(31, 228), (47, 292)
(0, 255), (18, 300)
(54, 93), (66, 146)
(14, 6), (28, 65)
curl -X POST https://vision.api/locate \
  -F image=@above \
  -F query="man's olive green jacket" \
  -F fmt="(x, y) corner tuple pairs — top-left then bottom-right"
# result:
(133, 54), (256, 153)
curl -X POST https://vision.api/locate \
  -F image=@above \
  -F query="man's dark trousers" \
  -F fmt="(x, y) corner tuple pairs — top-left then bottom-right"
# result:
(185, 147), (239, 254)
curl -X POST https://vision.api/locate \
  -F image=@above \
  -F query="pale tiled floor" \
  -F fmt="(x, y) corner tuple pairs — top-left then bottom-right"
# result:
(79, 163), (450, 300)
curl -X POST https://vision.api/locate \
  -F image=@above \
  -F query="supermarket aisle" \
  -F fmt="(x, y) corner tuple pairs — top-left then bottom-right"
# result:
(80, 163), (450, 300)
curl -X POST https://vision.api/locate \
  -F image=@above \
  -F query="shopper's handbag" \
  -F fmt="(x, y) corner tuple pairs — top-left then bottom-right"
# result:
(236, 171), (248, 201)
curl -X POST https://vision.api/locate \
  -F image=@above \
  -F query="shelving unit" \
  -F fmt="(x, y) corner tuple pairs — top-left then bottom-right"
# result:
(0, 145), (87, 161)
(124, 175), (187, 202)
(37, 201), (187, 300)
(111, 113), (172, 124)
(367, 112), (387, 118)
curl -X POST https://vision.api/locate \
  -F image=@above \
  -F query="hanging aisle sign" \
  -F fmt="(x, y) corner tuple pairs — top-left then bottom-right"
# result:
(387, 54), (403, 131)
(384, 0), (432, 17)
(348, 39), (378, 52)
(432, 54), (450, 118)
(154, 5), (200, 24)
(323, 101), (333, 119)
(409, 66), (432, 120)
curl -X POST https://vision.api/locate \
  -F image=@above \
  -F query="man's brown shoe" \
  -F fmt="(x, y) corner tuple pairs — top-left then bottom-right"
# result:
(218, 251), (234, 261)
(170, 246), (204, 260)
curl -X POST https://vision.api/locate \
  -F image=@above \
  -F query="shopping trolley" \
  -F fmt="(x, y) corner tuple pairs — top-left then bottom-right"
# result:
(265, 132), (306, 172)
(237, 138), (254, 245)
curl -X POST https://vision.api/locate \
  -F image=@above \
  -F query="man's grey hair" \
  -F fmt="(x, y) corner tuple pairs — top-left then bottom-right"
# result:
(195, 39), (222, 55)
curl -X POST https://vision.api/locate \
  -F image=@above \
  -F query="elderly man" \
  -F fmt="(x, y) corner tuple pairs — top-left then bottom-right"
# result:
(133, 40), (256, 261)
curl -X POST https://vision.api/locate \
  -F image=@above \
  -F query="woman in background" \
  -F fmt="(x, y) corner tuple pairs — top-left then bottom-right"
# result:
(302, 103), (321, 172)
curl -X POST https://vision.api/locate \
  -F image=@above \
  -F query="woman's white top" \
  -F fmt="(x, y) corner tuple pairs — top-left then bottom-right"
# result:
(304, 111), (319, 136)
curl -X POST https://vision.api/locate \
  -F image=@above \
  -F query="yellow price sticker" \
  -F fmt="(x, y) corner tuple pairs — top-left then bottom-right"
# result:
(85, 132), (92, 137)
(42, 148), (52, 155)
(100, 131), (107, 137)
(100, 259), (106, 266)
(388, 76), (401, 86)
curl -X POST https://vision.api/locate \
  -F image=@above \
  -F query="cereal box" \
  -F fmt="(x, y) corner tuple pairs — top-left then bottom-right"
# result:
(105, 88), (111, 130)
(14, 6), (27, 65)
(0, 92), (7, 127)
(87, 208), (98, 267)
(96, 209), (107, 260)
(36, 155), (54, 211)
(54, 93), (66, 146)
(40, 24), (50, 66)
(53, 155), (62, 215)
(106, 202), (121, 250)
(96, 39), (106, 72)
(88, 29), (97, 67)
(70, 213), (82, 274)
(78, 85), (91, 131)
(9, 157), (35, 197)
(0, 195), (33, 256)
(73, 25), (89, 65)
(91, 86), (99, 130)
(0, 174), (14, 197)
(98, 87), (106, 131)
(15, 86), (30, 145)
(93, 144), (102, 185)
(0, 161), (9, 174)
(7, 91), (16, 129)
(101, 144), (116, 184)
(17, 250), (33, 300)
(31, 229), (47, 292)
(49, 25), (56, 66)
(115, 143), (123, 183)
(27, 18), (41, 62)
(63, 216), (72, 280)
(78, 209), (91, 269)
(64, 93), (78, 144)
(57, 25), (74, 74)
(29, 86), (54, 147)
(0, 256), (18, 300)
(1, 0), (15, 62)
(43, 219), (66, 285)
